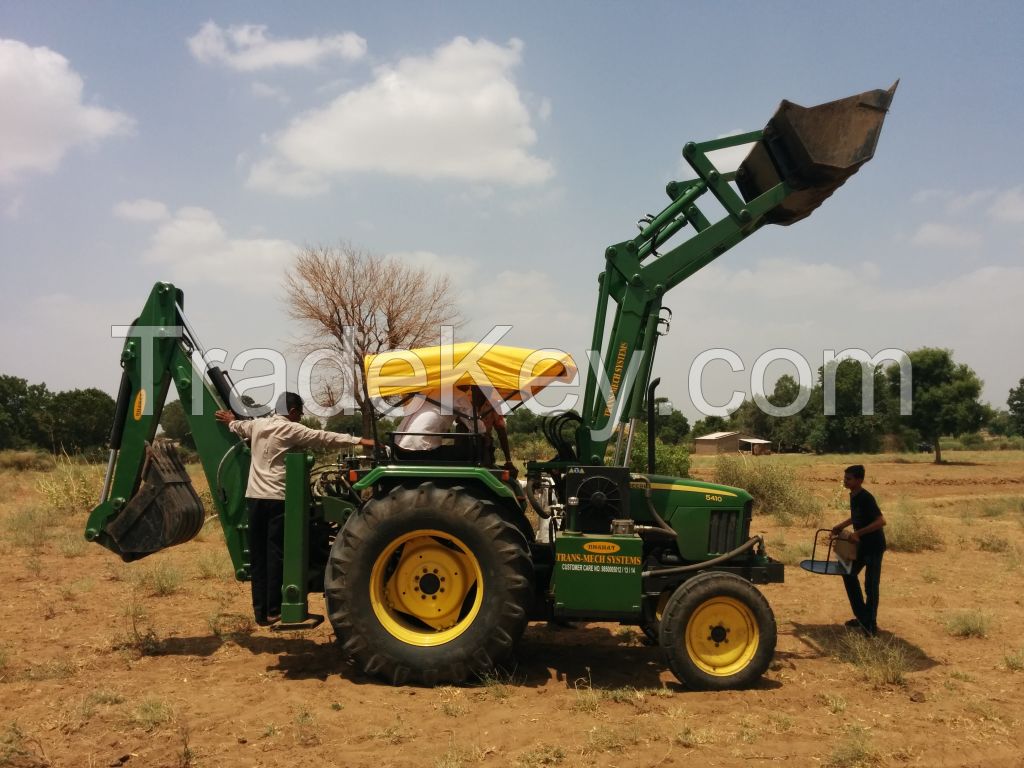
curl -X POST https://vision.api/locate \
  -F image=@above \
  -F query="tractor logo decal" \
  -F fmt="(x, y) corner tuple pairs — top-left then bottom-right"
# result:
(648, 482), (736, 497)
(583, 541), (621, 554)
(133, 389), (146, 421)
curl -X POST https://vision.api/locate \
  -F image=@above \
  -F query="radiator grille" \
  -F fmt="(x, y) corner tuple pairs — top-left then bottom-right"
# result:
(707, 509), (739, 555)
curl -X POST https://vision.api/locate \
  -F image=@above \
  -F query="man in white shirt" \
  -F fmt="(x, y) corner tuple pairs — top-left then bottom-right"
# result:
(394, 387), (478, 454)
(215, 392), (373, 626)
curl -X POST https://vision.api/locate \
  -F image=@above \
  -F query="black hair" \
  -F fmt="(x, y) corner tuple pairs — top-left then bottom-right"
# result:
(844, 464), (865, 480)
(276, 391), (304, 415)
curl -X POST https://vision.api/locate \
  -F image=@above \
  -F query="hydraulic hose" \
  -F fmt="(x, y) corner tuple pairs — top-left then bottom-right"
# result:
(630, 473), (677, 537)
(524, 475), (552, 519)
(641, 535), (763, 578)
(215, 440), (247, 505)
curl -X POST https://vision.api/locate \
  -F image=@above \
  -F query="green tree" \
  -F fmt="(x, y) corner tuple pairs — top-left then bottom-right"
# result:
(159, 400), (195, 449)
(44, 388), (115, 452)
(628, 422), (691, 477)
(691, 415), (729, 438)
(1008, 378), (1024, 436)
(764, 374), (813, 452)
(652, 400), (690, 444)
(888, 348), (984, 463)
(981, 406), (1014, 437)
(0, 375), (52, 449)
(806, 359), (890, 454)
(505, 408), (542, 435)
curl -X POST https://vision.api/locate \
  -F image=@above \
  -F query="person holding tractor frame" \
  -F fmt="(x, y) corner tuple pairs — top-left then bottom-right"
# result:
(831, 465), (886, 636)
(215, 392), (373, 626)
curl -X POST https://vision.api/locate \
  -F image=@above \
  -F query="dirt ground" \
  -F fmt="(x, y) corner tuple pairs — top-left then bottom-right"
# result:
(2, 451), (1023, 768)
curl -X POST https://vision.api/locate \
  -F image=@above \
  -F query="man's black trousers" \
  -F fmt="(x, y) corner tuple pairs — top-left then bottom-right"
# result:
(842, 549), (883, 630)
(247, 498), (285, 623)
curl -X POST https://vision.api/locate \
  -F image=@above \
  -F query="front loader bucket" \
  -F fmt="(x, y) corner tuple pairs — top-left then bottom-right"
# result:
(736, 82), (898, 225)
(103, 441), (205, 562)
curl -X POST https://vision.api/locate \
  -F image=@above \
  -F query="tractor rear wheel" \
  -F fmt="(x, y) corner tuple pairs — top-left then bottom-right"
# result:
(658, 571), (776, 690)
(325, 482), (532, 685)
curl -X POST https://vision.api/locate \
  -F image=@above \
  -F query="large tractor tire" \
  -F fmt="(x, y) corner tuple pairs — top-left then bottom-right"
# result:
(658, 571), (776, 690)
(325, 482), (533, 686)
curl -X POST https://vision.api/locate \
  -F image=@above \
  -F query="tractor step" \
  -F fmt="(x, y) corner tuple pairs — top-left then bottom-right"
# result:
(271, 613), (325, 632)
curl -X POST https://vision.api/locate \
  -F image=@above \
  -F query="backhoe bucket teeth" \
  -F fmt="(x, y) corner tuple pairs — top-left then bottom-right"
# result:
(736, 82), (898, 225)
(103, 441), (205, 562)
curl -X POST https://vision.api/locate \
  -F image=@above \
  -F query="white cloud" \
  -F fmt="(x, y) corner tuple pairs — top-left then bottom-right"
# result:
(0, 38), (133, 184)
(187, 22), (366, 72)
(911, 187), (994, 214)
(909, 222), (983, 250)
(656, 258), (1024, 416)
(4, 195), (23, 219)
(143, 207), (298, 293)
(989, 186), (1024, 223)
(113, 198), (169, 221)
(707, 132), (756, 173)
(250, 81), (289, 103)
(248, 37), (553, 195)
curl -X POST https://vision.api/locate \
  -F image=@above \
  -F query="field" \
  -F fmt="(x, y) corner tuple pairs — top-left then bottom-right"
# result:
(1, 451), (1023, 768)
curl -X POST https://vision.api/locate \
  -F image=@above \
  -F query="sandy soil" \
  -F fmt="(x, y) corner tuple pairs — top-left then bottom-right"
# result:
(1, 451), (1023, 768)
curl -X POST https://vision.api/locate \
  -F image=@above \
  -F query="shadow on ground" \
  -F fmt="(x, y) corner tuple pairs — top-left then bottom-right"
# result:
(788, 622), (939, 673)
(152, 620), (789, 690)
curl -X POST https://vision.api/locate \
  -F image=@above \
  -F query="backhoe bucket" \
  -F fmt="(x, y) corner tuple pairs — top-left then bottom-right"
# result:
(736, 82), (898, 225)
(103, 441), (205, 562)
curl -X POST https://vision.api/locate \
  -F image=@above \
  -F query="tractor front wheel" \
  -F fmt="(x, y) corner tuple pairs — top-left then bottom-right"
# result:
(325, 483), (532, 685)
(658, 572), (776, 690)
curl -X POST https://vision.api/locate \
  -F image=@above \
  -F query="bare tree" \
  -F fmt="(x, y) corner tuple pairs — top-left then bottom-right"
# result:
(286, 244), (461, 436)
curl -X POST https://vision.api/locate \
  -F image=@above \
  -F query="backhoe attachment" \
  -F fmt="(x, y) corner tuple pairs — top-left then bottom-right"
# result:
(736, 81), (898, 225)
(102, 441), (205, 561)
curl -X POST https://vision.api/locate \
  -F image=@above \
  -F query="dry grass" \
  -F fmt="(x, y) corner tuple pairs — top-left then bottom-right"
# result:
(826, 725), (878, 767)
(885, 501), (943, 553)
(975, 532), (1010, 553)
(946, 611), (991, 638)
(517, 745), (565, 767)
(809, 627), (912, 687)
(0, 450), (55, 471)
(36, 452), (103, 515)
(131, 698), (174, 732)
(137, 560), (184, 596)
(2, 506), (56, 552)
(195, 549), (232, 580)
(714, 455), (822, 526)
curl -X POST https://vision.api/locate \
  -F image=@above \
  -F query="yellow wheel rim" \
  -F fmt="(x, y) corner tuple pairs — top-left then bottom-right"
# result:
(684, 596), (759, 677)
(369, 529), (483, 647)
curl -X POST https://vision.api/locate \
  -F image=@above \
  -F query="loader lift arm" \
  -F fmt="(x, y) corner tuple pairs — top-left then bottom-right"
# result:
(576, 83), (898, 464)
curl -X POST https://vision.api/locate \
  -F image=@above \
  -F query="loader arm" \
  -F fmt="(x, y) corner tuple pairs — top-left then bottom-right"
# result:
(84, 282), (253, 575)
(577, 83), (897, 463)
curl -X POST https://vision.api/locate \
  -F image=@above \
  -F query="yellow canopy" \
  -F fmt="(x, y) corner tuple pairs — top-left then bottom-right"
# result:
(364, 342), (576, 401)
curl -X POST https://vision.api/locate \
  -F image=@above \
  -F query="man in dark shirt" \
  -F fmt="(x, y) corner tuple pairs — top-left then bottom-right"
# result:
(831, 464), (886, 636)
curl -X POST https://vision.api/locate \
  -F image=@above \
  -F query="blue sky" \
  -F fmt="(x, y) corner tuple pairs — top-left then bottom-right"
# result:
(1, 2), (1022, 419)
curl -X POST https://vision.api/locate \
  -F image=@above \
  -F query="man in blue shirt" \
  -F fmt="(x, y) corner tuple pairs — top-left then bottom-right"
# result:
(831, 464), (887, 636)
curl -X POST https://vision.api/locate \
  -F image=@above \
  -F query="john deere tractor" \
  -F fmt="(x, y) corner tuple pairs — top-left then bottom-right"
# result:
(86, 83), (896, 689)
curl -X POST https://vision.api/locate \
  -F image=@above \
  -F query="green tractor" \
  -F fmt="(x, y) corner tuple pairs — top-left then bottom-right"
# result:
(85, 83), (896, 689)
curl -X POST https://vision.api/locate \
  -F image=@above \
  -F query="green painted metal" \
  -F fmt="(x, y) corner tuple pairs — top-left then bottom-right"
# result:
(577, 85), (896, 463)
(319, 494), (357, 526)
(636, 476), (754, 561)
(85, 282), (251, 577)
(577, 131), (779, 463)
(281, 452), (313, 623)
(352, 464), (519, 500)
(552, 533), (643, 618)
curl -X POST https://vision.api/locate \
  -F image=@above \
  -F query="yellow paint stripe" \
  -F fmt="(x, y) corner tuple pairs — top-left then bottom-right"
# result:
(648, 482), (737, 497)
